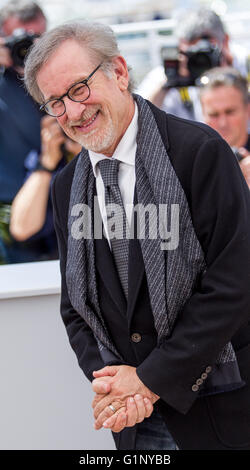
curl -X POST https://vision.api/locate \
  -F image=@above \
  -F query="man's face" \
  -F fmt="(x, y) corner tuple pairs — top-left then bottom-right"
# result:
(36, 39), (134, 156)
(201, 85), (249, 147)
(2, 13), (46, 36)
(1, 13), (46, 73)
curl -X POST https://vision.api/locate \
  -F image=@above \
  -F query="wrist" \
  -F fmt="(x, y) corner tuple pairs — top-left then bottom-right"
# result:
(33, 160), (54, 175)
(40, 154), (58, 171)
(135, 369), (160, 403)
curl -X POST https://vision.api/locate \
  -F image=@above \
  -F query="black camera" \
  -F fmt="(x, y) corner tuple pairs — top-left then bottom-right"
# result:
(184, 40), (221, 80)
(4, 28), (38, 67)
(162, 39), (222, 88)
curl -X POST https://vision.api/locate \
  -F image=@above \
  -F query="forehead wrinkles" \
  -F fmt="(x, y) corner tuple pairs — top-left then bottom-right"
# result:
(44, 40), (95, 76)
(37, 40), (95, 93)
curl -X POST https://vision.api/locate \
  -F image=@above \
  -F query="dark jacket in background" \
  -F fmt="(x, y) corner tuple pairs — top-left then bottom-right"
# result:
(0, 68), (42, 203)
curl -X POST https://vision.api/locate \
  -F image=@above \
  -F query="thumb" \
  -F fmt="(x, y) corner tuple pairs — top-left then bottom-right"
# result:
(93, 365), (118, 378)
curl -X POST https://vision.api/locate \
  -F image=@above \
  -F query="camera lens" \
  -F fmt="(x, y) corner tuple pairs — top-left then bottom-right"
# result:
(188, 53), (212, 80)
(11, 38), (33, 67)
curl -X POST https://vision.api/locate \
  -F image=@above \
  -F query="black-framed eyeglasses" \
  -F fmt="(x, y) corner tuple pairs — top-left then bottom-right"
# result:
(40, 62), (103, 117)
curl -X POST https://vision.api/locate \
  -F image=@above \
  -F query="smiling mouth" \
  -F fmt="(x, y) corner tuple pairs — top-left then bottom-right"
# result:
(76, 111), (99, 130)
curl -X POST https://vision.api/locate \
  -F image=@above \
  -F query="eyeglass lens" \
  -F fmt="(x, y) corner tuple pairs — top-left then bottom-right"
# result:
(45, 83), (90, 116)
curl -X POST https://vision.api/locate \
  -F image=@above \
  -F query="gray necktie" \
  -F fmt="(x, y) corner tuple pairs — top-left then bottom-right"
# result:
(98, 158), (129, 299)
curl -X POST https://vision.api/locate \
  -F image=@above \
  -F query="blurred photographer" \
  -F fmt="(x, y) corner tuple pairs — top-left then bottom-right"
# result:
(138, 7), (248, 121)
(199, 66), (250, 188)
(0, 0), (46, 263)
(9, 116), (81, 251)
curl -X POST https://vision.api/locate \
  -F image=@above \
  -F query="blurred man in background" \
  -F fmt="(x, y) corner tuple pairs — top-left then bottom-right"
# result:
(199, 66), (250, 188)
(138, 7), (248, 121)
(0, 0), (47, 263)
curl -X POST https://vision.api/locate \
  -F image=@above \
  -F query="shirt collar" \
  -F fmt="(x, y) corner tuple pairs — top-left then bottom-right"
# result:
(88, 101), (138, 178)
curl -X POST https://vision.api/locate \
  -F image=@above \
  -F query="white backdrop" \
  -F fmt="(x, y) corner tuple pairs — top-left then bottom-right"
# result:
(0, 261), (115, 450)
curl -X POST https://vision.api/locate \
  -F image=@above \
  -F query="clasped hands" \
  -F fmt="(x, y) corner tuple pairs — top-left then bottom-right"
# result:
(92, 365), (159, 433)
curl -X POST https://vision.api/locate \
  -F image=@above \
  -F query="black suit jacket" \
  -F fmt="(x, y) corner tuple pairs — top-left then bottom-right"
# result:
(52, 102), (250, 449)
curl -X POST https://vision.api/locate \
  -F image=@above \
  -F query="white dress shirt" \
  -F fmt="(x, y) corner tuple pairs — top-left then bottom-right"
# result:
(88, 102), (138, 243)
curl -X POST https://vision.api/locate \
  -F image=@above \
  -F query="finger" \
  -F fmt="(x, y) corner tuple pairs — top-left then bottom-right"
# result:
(0, 46), (13, 67)
(93, 393), (117, 420)
(95, 402), (125, 430)
(94, 405), (115, 430)
(93, 396), (110, 420)
(126, 397), (138, 427)
(93, 366), (118, 378)
(238, 147), (250, 159)
(94, 396), (124, 422)
(105, 410), (127, 433)
(48, 121), (64, 135)
(41, 115), (56, 127)
(133, 394), (146, 423)
(102, 412), (119, 430)
(52, 135), (65, 147)
(92, 379), (112, 395)
(111, 411), (127, 433)
(41, 128), (52, 142)
(45, 129), (63, 141)
(143, 397), (154, 418)
(92, 393), (106, 409)
(41, 125), (63, 139)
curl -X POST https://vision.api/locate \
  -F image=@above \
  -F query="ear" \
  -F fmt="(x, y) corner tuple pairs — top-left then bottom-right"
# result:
(221, 34), (233, 66)
(223, 33), (230, 48)
(222, 34), (230, 57)
(112, 56), (129, 91)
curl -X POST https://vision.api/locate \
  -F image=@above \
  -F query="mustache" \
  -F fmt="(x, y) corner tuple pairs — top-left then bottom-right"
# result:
(68, 107), (99, 127)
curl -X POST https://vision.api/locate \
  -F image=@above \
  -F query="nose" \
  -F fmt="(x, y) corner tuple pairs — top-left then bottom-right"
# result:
(64, 96), (87, 121)
(217, 114), (229, 130)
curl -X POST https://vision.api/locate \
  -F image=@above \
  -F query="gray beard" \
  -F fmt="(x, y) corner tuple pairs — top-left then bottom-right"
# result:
(70, 114), (116, 154)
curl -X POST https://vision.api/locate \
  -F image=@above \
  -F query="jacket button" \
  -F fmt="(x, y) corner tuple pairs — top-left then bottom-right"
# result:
(196, 378), (203, 386)
(206, 366), (212, 374)
(192, 384), (199, 392)
(201, 373), (208, 380)
(131, 333), (142, 343)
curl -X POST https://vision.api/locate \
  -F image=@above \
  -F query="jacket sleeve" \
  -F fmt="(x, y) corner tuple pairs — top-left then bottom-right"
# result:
(51, 174), (105, 382)
(136, 137), (250, 414)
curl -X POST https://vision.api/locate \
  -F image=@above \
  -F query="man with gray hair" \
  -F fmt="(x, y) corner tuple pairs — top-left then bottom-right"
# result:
(198, 66), (250, 188)
(139, 7), (248, 120)
(0, 0), (46, 73)
(0, 0), (44, 28)
(163, 7), (248, 120)
(24, 21), (250, 450)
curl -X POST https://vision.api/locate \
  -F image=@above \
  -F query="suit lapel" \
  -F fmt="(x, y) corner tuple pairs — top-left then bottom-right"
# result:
(66, 150), (122, 358)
